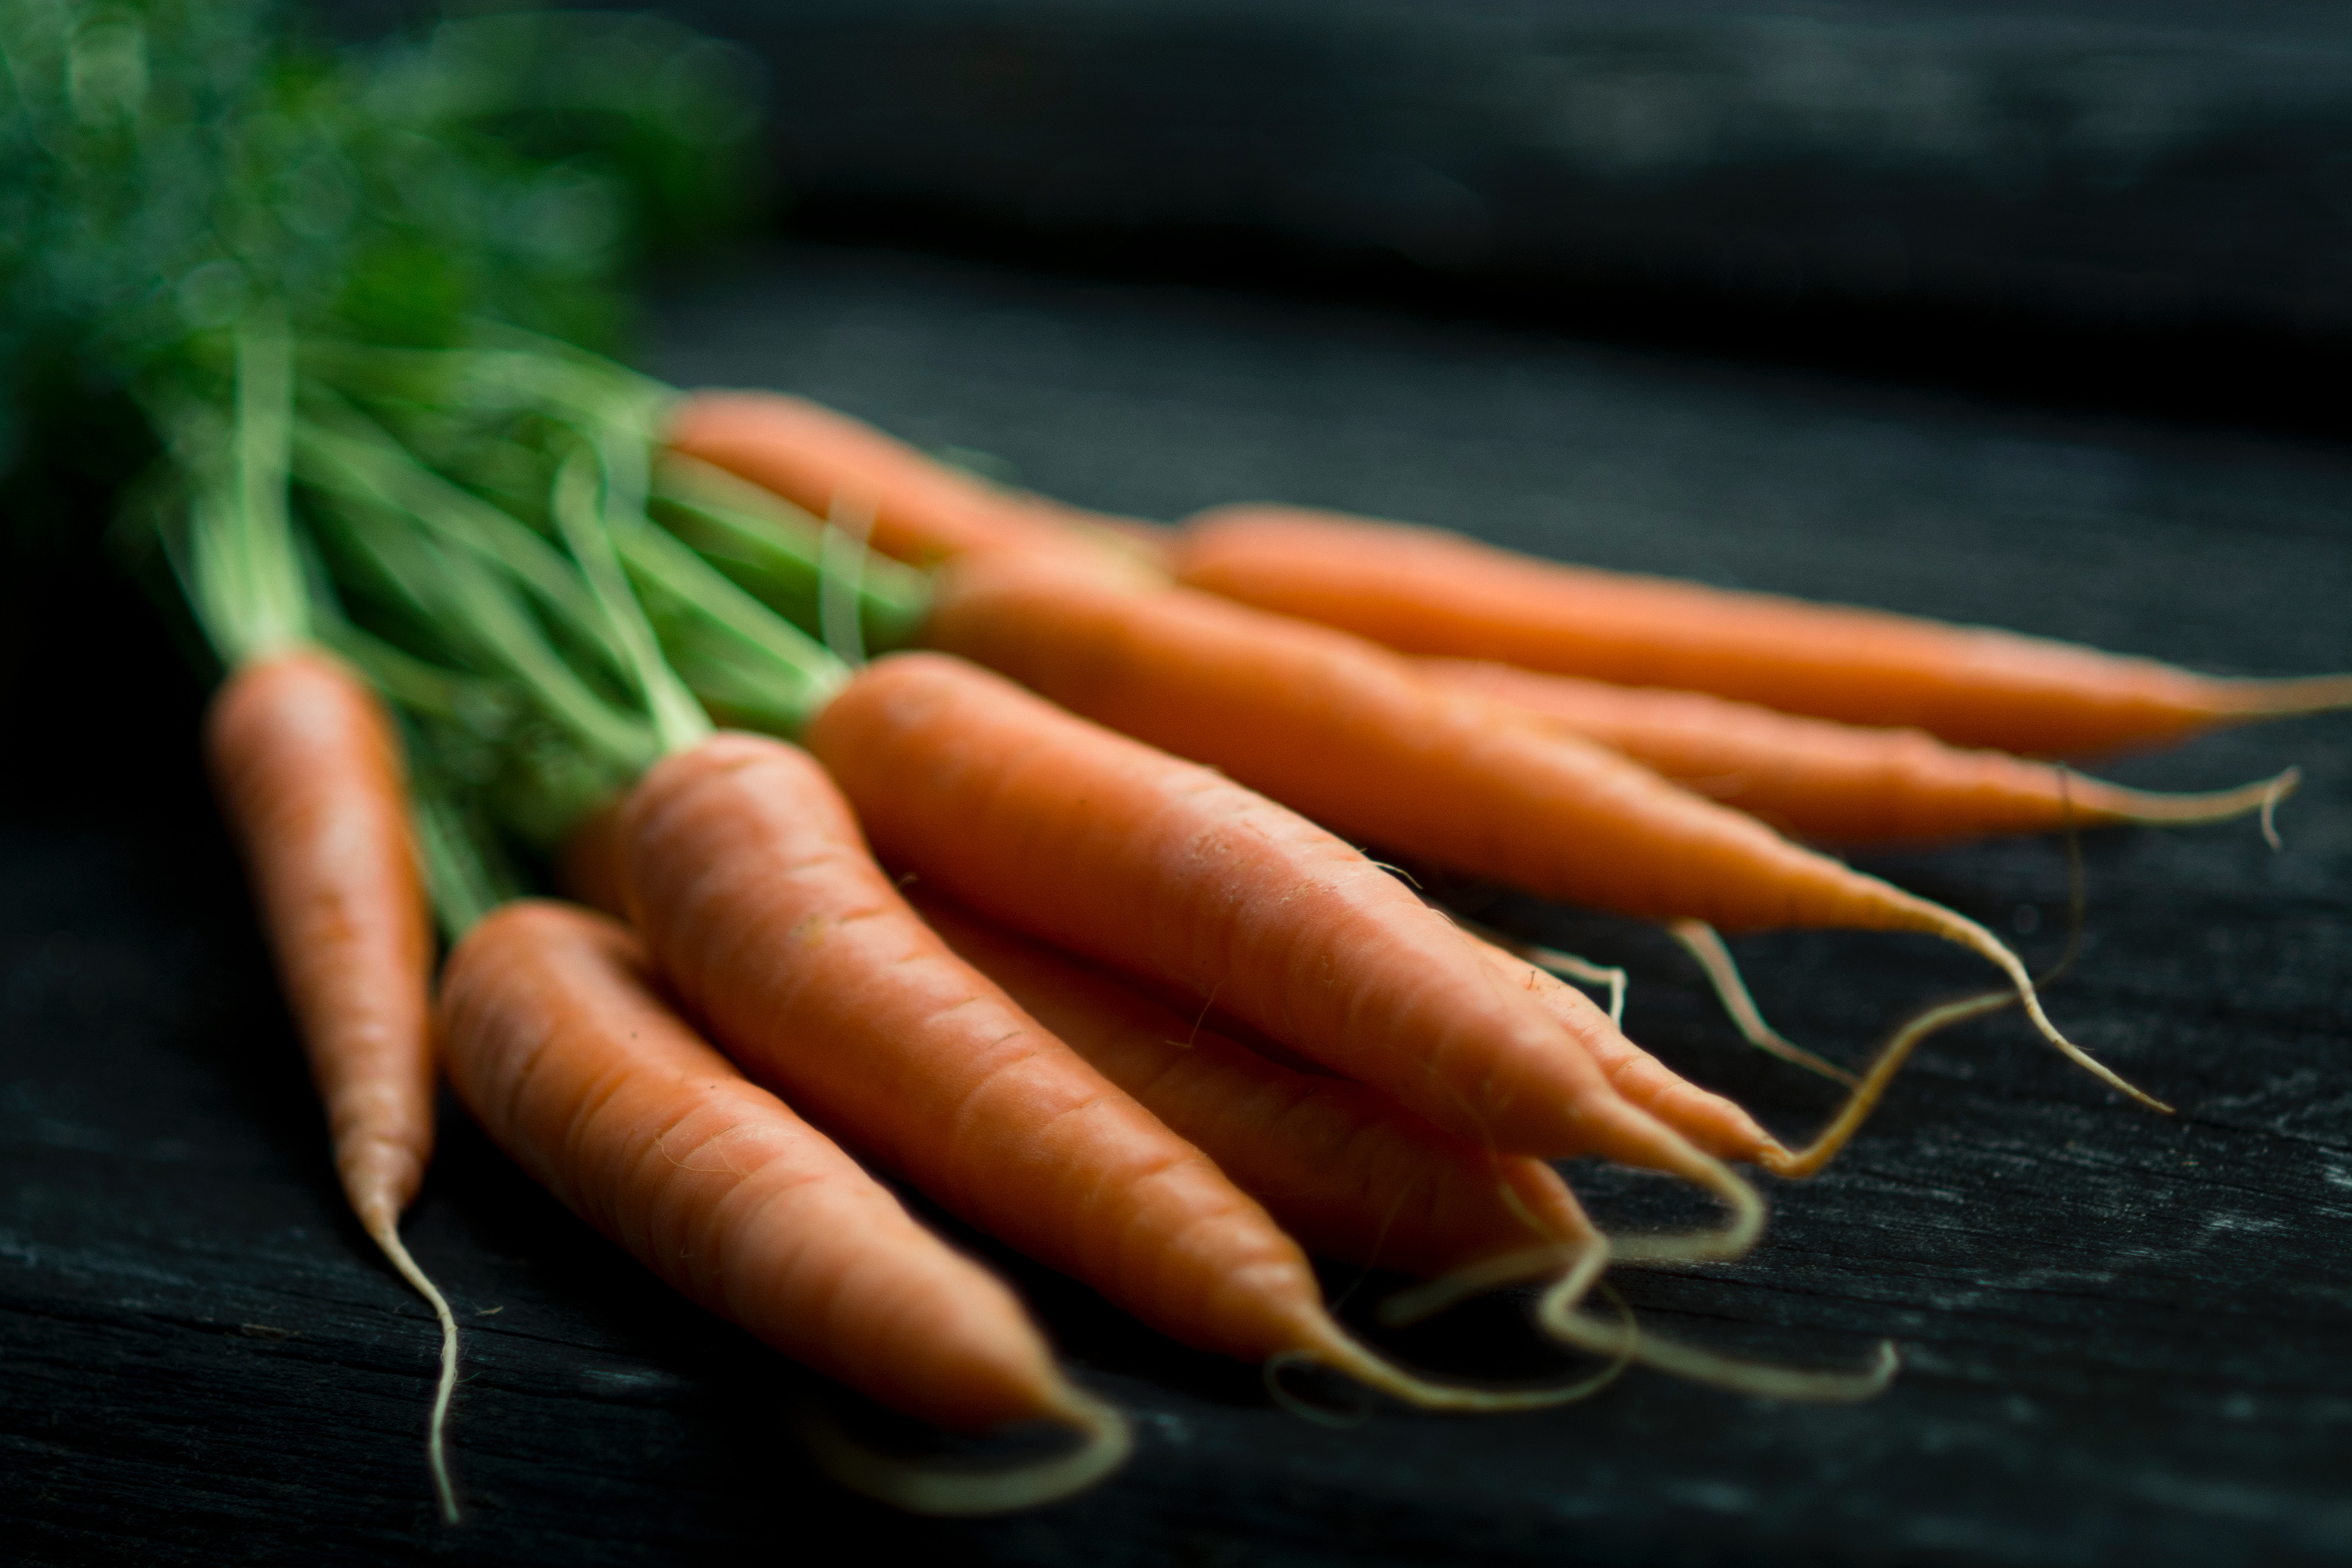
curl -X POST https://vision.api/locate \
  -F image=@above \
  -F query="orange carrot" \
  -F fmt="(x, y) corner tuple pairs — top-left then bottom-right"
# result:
(802, 652), (1767, 1222)
(1423, 658), (2298, 844)
(436, 900), (1131, 1512)
(918, 889), (1895, 1401)
(918, 552), (2160, 1117)
(564, 739), (1678, 1389)
(616, 727), (1699, 1408)
(666, 391), (1159, 569)
(906, 887), (1602, 1283)
(1174, 504), (2352, 756)
(203, 649), (457, 1517)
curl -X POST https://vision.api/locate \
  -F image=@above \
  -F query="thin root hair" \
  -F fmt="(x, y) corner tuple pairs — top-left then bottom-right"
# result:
(1543, 1282), (1898, 1404)
(1663, 919), (1857, 1087)
(795, 1385), (1133, 1515)
(368, 1217), (461, 1524)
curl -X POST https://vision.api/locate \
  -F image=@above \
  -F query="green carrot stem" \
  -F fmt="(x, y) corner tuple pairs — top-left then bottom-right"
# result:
(309, 487), (655, 772)
(291, 407), (628, 676)
(650, 453), (932, 651)
(610, 508), (848, 731)
(223, 304), (308, 661)
(408, 779), (505, 942)
(550, 445), (711, 757)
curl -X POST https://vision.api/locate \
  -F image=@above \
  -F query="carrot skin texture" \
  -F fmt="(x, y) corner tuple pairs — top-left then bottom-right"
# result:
(805, 652), (1708, 1175)
(205, 650), (434, 1232)
(1424, 659), (2293, 844)
(618, 732), (1341, 1366)
(1467, 941), (1779, 1165)
(910, 890), (1598, 1279)
(665, 391), (1162, 569)
(1176, 505), (2352, 756)
(437, 901), (1074, 1432)
(921, 554), (1955, 940)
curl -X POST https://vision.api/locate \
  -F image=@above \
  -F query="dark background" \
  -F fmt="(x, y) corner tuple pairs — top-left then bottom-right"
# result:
(7, 4), (2352, 1564)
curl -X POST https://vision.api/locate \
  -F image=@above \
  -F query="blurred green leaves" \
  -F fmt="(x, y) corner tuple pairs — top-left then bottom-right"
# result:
(0, 0), (765, 496)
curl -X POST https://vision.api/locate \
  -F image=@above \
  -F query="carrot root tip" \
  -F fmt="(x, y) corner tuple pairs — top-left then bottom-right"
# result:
(1543, 1282), (1900, 1404)
(1939, 910), (2171, 1114)
(1544, 1277), (1899, 1405)
(795, 1385), (1133, 1515)
(1606, 1154), (1767, 1267)
(2227, 672), (2352, 723)
(2260, 767), (2298, 851)
(367, 1218), (461, 1525)
(1664, 919), (1858, 1088)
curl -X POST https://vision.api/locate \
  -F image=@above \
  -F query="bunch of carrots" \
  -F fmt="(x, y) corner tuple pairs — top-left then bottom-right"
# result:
(184, 336), (2340, 1520)
(17, 0), (2348, 1532)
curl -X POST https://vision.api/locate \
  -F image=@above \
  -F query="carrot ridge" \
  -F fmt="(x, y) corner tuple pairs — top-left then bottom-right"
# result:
(620, 734), (1316, 1365)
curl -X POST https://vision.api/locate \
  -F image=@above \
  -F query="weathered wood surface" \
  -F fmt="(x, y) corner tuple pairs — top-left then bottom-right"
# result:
(5, 244), (2350, 1564)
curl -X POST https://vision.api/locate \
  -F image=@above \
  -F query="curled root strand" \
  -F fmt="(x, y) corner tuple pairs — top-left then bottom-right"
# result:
(1543, 1282), (1898, 1404)
(1764, 989), (2014, 1179)
(796, 1385), (1132, 1515)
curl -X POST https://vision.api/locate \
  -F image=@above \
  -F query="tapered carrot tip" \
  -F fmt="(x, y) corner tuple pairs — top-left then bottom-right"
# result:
(2217, 673), (2352, 724)
(1901, 897), (2173, 1116)
(797, 1381), (1134, 1515)
(2095, 766), (2299, 835)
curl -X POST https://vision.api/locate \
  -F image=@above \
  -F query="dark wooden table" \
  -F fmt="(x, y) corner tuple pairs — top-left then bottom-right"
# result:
(7, 242), (2350, 1565)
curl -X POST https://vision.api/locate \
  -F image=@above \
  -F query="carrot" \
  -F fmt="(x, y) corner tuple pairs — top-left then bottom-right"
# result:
(204, 649), (457, 1518)
(1423, 659), (2300, 844)
(616, 726), (1682, 1410)
(665, 390), (1160, 569)
(904, 887), (1603, 1283)
(917, 551), (2163, 1118)
(435, 900), (1131, 1512)
(574, 744), (1781, 1363)
(1172, 504), (2352, 757)
(917, 889), (1896, 1401)
(802, 652), (1765, 1224)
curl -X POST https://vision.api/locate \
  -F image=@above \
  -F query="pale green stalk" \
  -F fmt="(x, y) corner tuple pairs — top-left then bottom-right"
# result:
(550, 445), (710, 757)
(292, 408), (628, 675)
